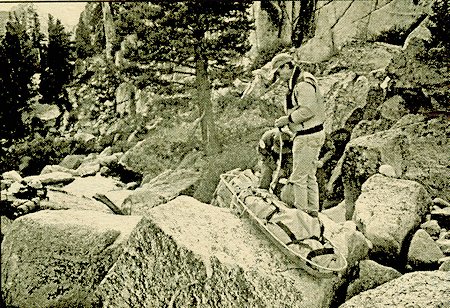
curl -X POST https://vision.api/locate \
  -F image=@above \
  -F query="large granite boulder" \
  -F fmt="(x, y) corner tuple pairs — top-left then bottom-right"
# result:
(1, 210), (142, 308)
(314, 0), (429, 52)
(339, 271), (450, 308)
(354, 174), (431, 265)
(96, 196), (343, 307)
(341, 117), (448, 220)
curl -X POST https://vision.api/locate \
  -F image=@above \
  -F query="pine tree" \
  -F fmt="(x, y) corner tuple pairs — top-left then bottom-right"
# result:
(0, 13), (36, 141)
(40, 15), (73, 111)
(75, 8), (95, 59)
(115, 1), (253, 154)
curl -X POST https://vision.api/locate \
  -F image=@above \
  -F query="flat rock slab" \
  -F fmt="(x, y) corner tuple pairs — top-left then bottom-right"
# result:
(339, 271), (450, 308)
(23, 171), (75, 186)
(123, 168), (201, 215)
(1, 210), (142, 307)
(62, 174), (124, 198)
(42, 189), (112, 213)
(97, 196), (341, 307)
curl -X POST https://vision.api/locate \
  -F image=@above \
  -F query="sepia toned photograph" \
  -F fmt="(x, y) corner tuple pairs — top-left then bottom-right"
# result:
(0, 1), (448, 307)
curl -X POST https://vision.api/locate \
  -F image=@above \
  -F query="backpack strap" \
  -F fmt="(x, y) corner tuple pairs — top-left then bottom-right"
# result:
(286, 69), (318, 112)
(300, 71), (318, 92)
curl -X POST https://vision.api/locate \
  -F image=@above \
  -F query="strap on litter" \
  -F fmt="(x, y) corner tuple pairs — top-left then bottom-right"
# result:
(265, 206), (280, 221)
(275, 221), (297, 243)
(306, 247), (335, 261)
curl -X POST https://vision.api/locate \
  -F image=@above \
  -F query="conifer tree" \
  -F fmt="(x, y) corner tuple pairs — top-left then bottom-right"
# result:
(115, 1), (253, 154)
(75, 12), (94, 59)
(0, 14), (36, 141)
(40, 15), (73, 111)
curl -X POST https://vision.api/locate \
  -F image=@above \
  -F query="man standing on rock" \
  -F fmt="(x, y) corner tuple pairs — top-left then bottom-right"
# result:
(269, 53), (325, 217)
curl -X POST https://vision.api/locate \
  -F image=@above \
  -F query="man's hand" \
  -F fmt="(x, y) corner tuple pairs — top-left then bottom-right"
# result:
(275, 115), (289, 127)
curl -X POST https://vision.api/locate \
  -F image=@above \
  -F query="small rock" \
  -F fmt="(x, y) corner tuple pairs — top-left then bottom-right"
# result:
(16, 200), (38, 215)
(40, 165), (74, 175)
(378, 95), (408, 122)
(433, 197), (450, 208)
(439, 230), (450, 240)
(2, 171), (22, 182)
(86, 153), (98, 161)
(436, 239), (450, 255)
(8, 182), (25, 194)
(407, 229), (445, 269)
(59, 154), (86, 170)
(378, 164), (397, 177)
(100, 146), (113, 156)
(100, 166), (111, 176)
(27, 179), (43, 189)
(0, 179), (12, 190)
(420, 220), (441, 238)
(74, 132), (96, 148)
(126, 182), (139, 190)
(96, 155), (119, 167)
(24, 172), (75, 186)
(76, 163), (101, 177)
(439, 257), (450, 271)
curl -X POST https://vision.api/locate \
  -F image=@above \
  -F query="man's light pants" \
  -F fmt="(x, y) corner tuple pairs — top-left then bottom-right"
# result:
(289, 130), (325, 216)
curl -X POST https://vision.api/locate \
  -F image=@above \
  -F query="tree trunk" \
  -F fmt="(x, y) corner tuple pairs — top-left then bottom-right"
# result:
(195, 56), (220, 155)
(293, 0), (317, 46)
(102, 2), (115, 61)
(279, 1), (293, 46)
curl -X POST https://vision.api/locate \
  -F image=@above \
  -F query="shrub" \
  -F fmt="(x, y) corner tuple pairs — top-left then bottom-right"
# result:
(429, 0), (450, 51)
(1, 133), (90, 175)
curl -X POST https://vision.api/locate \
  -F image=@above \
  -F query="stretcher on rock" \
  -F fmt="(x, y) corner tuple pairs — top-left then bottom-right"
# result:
(214, 169), (347, 278)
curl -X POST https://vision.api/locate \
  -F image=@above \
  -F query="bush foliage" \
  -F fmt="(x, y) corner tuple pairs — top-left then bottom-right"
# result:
(429, 0), (450, 51)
